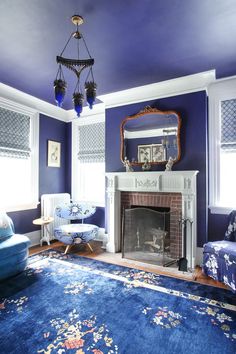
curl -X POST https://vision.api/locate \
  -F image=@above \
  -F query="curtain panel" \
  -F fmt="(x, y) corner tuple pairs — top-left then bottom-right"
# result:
(0, 107), (31, 159)
(77, 121), (105, 163)
(221, 99), (236, 151)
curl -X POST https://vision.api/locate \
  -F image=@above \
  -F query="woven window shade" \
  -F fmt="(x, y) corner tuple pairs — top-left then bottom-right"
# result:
(221, 99), (236, 151)
(0, 107), (31, 159)
(77, 121), (105, 163)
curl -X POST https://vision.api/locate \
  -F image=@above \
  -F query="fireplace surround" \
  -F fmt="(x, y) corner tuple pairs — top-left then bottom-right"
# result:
(105, 171), (198, 269)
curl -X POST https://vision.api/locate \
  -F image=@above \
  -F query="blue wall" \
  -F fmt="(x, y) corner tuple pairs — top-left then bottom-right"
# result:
(8, 92), (224, 244)
(39, 115), (70, 195)
(106, 91), (208, 247)
(9, 114), (70, 234)
(208, 212), (228, 242)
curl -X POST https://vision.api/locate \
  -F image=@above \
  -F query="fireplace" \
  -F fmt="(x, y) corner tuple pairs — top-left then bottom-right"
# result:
(105, 171), (198, 269)
(121, 192), (182, 261)
(122, 205), (175, 266)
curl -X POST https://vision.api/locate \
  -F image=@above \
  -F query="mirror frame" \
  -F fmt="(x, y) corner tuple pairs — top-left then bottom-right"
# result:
(120, 106), (181, 166)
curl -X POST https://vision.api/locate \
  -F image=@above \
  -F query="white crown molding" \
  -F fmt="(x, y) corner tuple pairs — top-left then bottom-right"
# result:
(1, 70), (215, 121)
(0, 96), (37, 115)
(208, 76), (236, 99)
(67, 101), (105, 123)
(0, 83), (68, 121)
(98, 70), (216, 109)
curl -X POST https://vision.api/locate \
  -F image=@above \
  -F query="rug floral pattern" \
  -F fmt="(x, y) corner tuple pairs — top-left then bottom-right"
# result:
(142, 306), (186, 329)
(38, 310), (118, 354)
(1, 249), (236, 354)
(0, 295), (28, 314)
(191, 305), (236, 342)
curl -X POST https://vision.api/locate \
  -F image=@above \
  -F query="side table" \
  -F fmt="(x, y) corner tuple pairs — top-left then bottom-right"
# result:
(33, 217), (54, 246)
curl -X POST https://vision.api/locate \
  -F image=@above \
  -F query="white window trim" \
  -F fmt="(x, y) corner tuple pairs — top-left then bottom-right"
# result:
(0, 97), (39, 212)
(208, 76), (236, 214)
(71, 103), (105, 207)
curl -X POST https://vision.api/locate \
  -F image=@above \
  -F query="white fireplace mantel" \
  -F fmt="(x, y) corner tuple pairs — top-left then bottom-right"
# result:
(105, 170), (199, 268)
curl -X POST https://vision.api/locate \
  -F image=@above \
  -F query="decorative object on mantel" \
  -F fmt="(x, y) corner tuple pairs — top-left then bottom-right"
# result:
(120, 106), (181, 168)
(54, 15), (97, 117)
(165, 156), (174, 171)
(123, 156), (134, 172)
(142, 159), (151, 171)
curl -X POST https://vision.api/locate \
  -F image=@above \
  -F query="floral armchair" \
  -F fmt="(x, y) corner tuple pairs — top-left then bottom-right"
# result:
(54, 202), (99, 254)
(202, 210), (236, 292)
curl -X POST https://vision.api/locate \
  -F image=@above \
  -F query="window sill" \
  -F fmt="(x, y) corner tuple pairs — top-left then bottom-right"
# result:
(73, 200), (105, 208)
(3, 202), (39, 213)
(209, 205), (234, 215)
(89, 202), (105, 208)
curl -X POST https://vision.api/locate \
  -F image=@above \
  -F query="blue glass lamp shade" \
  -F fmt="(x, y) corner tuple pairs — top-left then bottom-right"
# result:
(73, 92), (84, 117)
(54, 79), (67, 107)
(85, 81), (97, 109)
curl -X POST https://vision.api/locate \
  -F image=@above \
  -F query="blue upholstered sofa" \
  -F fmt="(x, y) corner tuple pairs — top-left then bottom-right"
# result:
(0, 213), (30, 281)
(203, 211), (236, 292)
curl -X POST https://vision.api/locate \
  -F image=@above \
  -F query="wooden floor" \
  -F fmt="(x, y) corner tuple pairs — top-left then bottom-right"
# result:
(29, 240), (229, 290)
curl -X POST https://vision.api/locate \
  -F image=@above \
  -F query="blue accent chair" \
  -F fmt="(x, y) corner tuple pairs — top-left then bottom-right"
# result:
(54, 202), (99, 254)
(0, 213), (30, 282)
(203, 210), (236, 292)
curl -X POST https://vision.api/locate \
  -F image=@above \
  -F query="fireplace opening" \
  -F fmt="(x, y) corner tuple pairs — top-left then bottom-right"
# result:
(122, 206), (180, 267)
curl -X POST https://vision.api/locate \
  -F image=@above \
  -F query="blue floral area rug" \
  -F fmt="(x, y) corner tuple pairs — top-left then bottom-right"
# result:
(0, 250), (236, 354)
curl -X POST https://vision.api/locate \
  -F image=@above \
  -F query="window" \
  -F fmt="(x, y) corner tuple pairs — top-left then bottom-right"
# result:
(0, 99), (39, 212)
(219, 99), (236, 207)
(209, 78), (236, 214)
(72, 113), (105, 206)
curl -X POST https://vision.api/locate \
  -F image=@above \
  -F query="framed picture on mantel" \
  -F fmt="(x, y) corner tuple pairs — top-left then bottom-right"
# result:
(47, 140), (61, 167)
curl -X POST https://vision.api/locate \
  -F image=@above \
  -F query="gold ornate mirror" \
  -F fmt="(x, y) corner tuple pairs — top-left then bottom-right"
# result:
(120, 106), (181, 166)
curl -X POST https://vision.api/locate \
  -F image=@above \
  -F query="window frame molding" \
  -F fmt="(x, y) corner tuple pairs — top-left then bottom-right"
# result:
(0, 97), (39, 212)
(208, 77), (236, 215)
(71, 103), (105, 207)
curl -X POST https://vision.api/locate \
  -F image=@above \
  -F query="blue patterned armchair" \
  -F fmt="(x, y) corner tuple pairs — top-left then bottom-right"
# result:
(203, 210), (236, 292)
(0, 212), (30, 281)
(54, 202), (99, 254)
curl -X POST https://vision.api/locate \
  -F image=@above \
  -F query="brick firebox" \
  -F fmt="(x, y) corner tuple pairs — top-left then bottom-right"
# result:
(121, 191), (182, 259)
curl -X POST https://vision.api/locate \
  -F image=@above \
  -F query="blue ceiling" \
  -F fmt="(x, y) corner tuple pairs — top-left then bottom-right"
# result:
(1, 0), (236, 109)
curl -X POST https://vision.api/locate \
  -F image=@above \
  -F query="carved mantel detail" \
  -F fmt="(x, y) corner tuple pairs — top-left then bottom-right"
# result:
(135, 178), (158, 189)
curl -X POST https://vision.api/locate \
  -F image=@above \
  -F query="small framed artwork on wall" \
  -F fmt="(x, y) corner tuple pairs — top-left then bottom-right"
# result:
(47, 140), (61, 167)
(138, 144), (152, 163)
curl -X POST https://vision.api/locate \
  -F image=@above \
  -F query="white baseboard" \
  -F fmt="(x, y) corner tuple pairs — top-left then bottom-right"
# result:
(196, 247), (203, 266)
(94, 228), (105, 241)
(25, 230), (41, 247)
